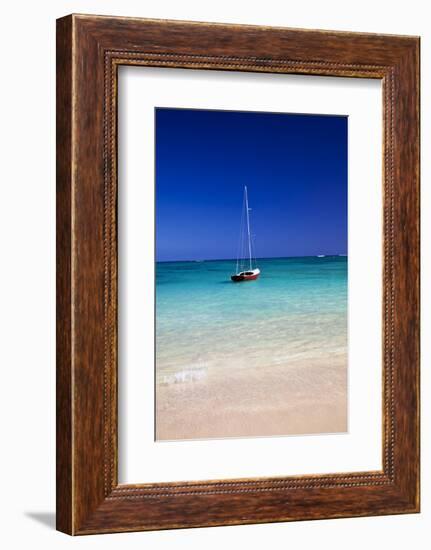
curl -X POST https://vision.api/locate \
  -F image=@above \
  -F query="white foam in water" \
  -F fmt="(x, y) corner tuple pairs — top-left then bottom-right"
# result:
(161, 367), (207, 386)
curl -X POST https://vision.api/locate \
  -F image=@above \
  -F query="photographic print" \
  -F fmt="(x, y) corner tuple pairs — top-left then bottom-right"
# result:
(155, 107), (348, 441)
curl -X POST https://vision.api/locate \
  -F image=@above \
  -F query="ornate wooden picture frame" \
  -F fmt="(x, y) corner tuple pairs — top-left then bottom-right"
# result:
(56, 14), (420, 535)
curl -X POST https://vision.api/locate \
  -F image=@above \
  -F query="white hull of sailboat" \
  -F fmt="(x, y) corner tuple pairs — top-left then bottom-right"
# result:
(231, 268), (260, 282)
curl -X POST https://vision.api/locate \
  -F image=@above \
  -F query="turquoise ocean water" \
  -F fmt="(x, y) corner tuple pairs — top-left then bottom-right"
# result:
(155, 256), (347, 385)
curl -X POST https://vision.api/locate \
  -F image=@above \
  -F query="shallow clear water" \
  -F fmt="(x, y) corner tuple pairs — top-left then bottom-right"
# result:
(156, 256), (347, 385)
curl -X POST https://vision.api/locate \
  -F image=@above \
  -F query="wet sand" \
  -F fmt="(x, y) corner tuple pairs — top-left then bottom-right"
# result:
(156, 354), (347, 440)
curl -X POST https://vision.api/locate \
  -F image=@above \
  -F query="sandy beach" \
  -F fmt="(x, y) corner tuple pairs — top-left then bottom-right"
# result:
(156, 354), (347, 440)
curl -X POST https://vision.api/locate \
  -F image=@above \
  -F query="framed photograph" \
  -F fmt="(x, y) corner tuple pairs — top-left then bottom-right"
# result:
(56, 14), (420, 534)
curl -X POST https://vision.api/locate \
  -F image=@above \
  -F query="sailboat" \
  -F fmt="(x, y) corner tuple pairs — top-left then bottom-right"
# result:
(231, 186), (261, 282)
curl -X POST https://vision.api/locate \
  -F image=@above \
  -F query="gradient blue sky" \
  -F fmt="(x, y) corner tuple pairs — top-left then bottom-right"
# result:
(155, 108), (347, 262)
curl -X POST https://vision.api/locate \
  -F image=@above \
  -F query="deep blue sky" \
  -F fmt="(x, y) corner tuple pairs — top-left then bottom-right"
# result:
(155, 108), (347, 262)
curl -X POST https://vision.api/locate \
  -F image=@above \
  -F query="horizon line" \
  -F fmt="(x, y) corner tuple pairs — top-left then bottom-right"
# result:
(156, 253), (348, 263)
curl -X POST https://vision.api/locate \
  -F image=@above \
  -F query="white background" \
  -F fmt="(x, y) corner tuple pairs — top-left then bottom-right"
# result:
(119, 67), (382, 483)
(0, 1), (428, 548)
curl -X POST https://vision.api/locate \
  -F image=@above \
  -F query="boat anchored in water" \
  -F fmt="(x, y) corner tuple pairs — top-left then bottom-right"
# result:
(231, 186), (260, 282)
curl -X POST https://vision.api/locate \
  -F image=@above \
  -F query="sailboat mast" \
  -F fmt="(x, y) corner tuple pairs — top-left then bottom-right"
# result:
(245, 186), (252, 270)
(231, 186), (260, 282)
